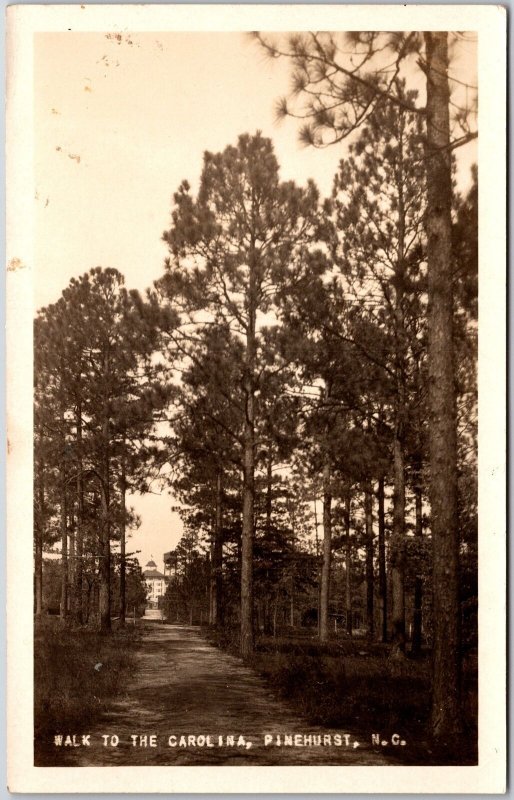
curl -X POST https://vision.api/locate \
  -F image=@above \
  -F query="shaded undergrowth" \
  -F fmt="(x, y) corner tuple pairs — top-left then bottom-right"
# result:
(206, 626), (478, 765)
(34, 617), (140, 764)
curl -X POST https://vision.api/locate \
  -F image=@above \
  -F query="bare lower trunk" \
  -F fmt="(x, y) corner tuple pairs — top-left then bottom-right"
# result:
(313, 496), (320, 557)
(68, 528), (75, 609)
(73, 519), (83, 624)
(119, 438), (126, 625)
(72, 403), (84, 624)
(241, 418), (254, 655)
(209, 469), (223, 627)
(59, 379), (69, 620)
(265, 449), (272, 536)
(378, 477), (387, 642)
(92, 581), (100, 624)
(290, 507), (296, 627)
(425, 31), (461, 739)
(313, 497), (321, 635)
(345, 490), (352, 636)
(60, 463), (68, 620)
(99, 417), (111, 633)
(35, 455), (44, 616)
(390, 434), (406, 656)
(208, 546), (216, 625)
(364, 482), (374, 640)
(390, 116), (407, 658)
(241, 252), (256, 657)
(35, 532), (43, 616)
(412, 476), (423, 655)
(319, 457), (332, 643)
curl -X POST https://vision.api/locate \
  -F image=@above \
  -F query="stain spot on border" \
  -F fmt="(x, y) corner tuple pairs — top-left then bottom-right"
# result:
(7, 257), (25, 272)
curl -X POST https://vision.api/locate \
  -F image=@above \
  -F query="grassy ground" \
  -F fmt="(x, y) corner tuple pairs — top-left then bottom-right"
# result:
(34, 617), (140, 764)
(206, 627), (478, 765)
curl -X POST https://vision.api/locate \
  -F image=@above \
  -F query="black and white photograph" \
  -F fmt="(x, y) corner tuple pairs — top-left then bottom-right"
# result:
(6, 4), (506, 793)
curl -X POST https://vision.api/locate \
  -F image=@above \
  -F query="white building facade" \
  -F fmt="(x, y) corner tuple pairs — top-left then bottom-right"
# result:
(143, 559), (167, 609)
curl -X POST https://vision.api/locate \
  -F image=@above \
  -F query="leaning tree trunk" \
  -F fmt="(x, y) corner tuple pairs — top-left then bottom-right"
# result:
(424, 31), (461, 739)
(377, 476), (387, 642)
(319, 455), (332, 643)
(364, 481), (374, 640)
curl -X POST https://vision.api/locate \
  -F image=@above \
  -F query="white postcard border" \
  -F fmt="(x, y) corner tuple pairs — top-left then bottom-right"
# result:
(6, 4), (506, 793)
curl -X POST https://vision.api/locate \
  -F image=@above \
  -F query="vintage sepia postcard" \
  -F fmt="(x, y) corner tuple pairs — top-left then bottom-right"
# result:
(6, 4), (506, 794)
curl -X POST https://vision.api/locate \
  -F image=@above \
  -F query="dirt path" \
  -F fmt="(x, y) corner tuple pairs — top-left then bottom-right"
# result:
(59, 623), (391, 766)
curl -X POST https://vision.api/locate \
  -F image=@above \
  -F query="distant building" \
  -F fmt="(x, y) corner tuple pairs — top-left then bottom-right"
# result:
(143, 559), (167, 609)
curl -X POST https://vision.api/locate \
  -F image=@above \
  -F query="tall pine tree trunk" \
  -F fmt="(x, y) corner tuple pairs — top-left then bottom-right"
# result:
(319, 456), (332, 642)
(265, 447), (272, 536)
(364, 482), (374, 640)
(240, 249), (256, 658)
(99, 415), (111, 633)
(290, 505), (296, 628)
(345, 489), (352, 636)
(378, 476), (387, 642)
(68, 526), (75, 611)
(59, 477), (68, 619)
(209, 468), (223, 627)
(119, 435), (127, 625)
(35, 454), (44, 617)
(390, 434), (406, 656)
(258, 455), (273, 635)
(72, 402), (84, 624)
(209, 534), (216, 626)
(390, 127), (407, 657)
(59, 399), (68, 620)
(412, 472), (423, 655)
(424, 31), (461, 738)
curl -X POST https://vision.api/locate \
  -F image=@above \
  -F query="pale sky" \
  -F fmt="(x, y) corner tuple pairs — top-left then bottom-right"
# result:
(34, 32), (477, 571)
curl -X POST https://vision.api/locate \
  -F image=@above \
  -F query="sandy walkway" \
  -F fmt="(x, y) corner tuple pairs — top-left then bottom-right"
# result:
(56, 623), (391, 766)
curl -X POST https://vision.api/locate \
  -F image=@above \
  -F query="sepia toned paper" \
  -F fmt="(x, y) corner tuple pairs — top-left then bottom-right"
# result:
(7, 4), (506, 794)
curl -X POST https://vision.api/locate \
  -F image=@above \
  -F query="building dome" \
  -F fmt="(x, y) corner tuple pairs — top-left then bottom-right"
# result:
(143, 558), (166, 580)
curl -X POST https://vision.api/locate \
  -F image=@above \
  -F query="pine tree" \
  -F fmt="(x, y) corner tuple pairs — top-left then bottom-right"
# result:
(34, 268), (164, 631)
(158, 132), (322, 656)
